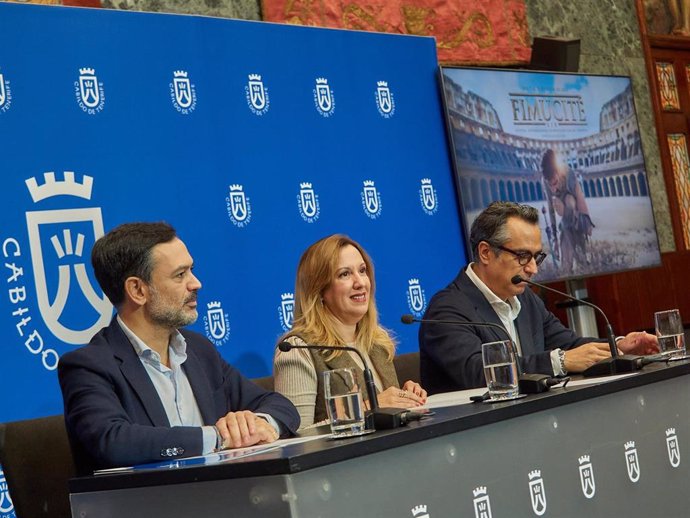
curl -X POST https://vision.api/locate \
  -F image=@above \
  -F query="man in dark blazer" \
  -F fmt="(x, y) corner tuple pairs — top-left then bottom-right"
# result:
(419, 202), (658, 395)
(58, 222), (299, 474)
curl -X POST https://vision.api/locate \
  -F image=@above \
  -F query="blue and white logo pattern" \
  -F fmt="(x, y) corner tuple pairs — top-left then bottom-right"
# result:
(361, 180), (382, 219)
(4, 172), (112, 372)
(0, 70), (11, 114)
(419, 178), (438, 215)
(666, 428), (681, 468)
(406, 278), (426, 317)
(314, 77), (335, 117)
(21, 172), (112, 370)
(226, 184), (252, 228)
(74, 67), (105, 114)
(472, 486), (492, 518)
(0, 468), (13, 518)
(278, 292), (294, 331)
(297, 182), (320, 223)
(203, 301), (230, 346)
(578, 455), (596, 499)
(624, 441), (640, 483)
(170, 70), (197, 114)
(246, 74), (270, 115)
(528, 470), (546, 516)
(411, 504), (430, 518)
(375, 80), (395, 118)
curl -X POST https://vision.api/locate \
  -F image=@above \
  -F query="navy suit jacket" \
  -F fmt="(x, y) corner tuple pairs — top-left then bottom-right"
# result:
(58, 318), (300, 474)
(419, 269), (592, 395)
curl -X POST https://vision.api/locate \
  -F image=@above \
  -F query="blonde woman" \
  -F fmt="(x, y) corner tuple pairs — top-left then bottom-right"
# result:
(273, 234), (426, 427)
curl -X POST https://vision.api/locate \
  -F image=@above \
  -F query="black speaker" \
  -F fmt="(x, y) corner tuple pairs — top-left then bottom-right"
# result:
(530, 36), (580, 72)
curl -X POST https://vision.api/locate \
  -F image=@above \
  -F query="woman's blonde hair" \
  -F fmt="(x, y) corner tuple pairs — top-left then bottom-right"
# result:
(282, 234), (395, 359)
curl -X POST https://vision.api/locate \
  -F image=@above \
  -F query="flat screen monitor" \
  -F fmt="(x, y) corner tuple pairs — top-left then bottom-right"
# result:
(439, 66), (662, 283)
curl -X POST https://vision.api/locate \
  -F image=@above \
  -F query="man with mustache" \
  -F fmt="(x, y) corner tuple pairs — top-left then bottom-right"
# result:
(58, 222), (299, 474)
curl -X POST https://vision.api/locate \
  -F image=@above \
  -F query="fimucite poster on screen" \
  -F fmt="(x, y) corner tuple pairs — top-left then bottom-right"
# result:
(440, 67), (661, 282)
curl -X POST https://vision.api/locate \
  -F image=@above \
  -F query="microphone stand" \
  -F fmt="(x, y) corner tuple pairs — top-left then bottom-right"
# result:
(401, 315), (560, 393)
(278, 341), (416, 429)
(511, 276), (642, 377)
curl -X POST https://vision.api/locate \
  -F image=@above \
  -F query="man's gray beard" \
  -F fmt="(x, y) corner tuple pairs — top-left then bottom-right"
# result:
(151, 306), (198, 329)
(149, 288), (198, 329)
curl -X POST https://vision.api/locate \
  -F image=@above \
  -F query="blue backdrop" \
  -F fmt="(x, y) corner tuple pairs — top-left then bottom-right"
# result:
(0, 3), (467, 432)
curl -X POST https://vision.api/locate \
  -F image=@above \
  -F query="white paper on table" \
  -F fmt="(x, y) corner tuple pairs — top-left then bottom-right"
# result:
(418, 371), (642, 410)
(94, 434), (327, 475)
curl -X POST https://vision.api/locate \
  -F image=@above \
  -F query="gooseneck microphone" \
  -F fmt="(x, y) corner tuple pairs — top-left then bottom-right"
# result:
(401, 314), (560, 393)
(278, 341), (413, 429)
(510, 275), (641, 377)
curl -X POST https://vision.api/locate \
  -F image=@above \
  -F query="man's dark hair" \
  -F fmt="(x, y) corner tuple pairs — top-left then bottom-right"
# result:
(91, 222), (177, 307)
(469, 201), (539, 260)
(541, 148), (558, 181)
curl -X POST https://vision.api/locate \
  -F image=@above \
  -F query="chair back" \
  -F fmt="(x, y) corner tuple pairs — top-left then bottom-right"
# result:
(393, 351), (421, 385)
(0, 415), (75, 518)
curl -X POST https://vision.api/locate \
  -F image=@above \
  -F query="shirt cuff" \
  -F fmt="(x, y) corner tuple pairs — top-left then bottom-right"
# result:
(202, 425), (220, 454)
(550, 349), (566, 376)
(255, 413), (282, 436)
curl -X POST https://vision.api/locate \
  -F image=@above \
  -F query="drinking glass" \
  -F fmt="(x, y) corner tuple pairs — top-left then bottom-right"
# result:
(481, 340), (520, 400)
(655, 309), (686, 358)
(323, 368), (367, 437)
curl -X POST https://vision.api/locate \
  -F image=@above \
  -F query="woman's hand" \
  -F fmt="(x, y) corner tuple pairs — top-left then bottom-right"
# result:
(377, 381), (427, 408)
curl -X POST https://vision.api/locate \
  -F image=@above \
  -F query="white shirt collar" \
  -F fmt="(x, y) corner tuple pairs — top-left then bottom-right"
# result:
(116, 315), (188, 366)
(465, 263), (521, 321)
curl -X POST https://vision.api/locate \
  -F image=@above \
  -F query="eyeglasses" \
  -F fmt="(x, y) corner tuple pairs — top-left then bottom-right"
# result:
(496, 245), (547, 266)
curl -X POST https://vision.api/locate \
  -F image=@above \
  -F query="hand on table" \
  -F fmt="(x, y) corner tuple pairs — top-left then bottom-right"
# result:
(376, 380), (427, 408)
(215, 410), (279, 450)
(563, 342), (611, 373)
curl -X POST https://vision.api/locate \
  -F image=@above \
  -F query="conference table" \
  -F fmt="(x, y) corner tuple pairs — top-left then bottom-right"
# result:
(68, 361), (690, 517)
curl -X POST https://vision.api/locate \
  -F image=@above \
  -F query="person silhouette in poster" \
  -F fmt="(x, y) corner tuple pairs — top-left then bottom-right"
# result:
(541, 149), (594, 275)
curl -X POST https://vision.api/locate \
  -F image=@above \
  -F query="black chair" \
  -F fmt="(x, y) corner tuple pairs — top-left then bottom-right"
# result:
(0, 415), (75, 518)
(393, 351), (421, 384)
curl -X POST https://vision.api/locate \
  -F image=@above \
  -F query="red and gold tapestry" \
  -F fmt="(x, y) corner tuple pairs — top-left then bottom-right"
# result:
(262, 0), (531, 65)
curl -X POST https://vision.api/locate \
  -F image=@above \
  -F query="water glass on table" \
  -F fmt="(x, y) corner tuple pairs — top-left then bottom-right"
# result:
(481, 340), (520, 401)
(323, 367), (367, 437)
(654, 309), (686, 358)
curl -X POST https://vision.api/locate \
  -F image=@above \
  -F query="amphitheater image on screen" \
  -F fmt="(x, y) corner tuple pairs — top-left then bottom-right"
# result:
(440, 67), (662, 283)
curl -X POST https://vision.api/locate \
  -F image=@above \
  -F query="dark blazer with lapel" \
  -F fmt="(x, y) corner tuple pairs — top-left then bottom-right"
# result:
(419, 268), (591, 395)
(58, 318), (300, 474)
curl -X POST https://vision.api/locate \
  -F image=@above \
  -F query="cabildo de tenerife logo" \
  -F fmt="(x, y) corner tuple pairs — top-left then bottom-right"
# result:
(406, 278), (426, 318)
(419, 178), (438, 215)
(472, 486), (492, 518)
(0, 68), (12, 114)
(170, 70), (197, 115)
(624, 441), (640, 483)
(361, 180), (382, 219)
(74, 67), (105, 114)
(246, 74), (270, 115)
(203, 301), (230, 346)
(578, 454), (595, 499)
(528, 469), (546, 516)
(297, 182), (320, 223)
(278, 292), (294, 332)
(0, 468), (14, 518)
(3, 172), (112, 371)
(375, 81), (395, 118)
(314, 77), (335, 117)
(0, 467), (14, 518)
(410, 504), (430, 518)
(226, 184), (252, 228)
(666, 427), (680, 468)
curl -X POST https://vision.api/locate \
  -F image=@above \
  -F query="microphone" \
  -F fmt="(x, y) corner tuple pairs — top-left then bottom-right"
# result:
(401, 315), (560, 394)
(510, 275), (641, 377)
(278, 341), (413, 429)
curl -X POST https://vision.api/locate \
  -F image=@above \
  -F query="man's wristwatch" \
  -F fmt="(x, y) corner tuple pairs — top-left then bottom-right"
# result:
(558, 349), (567, 374)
